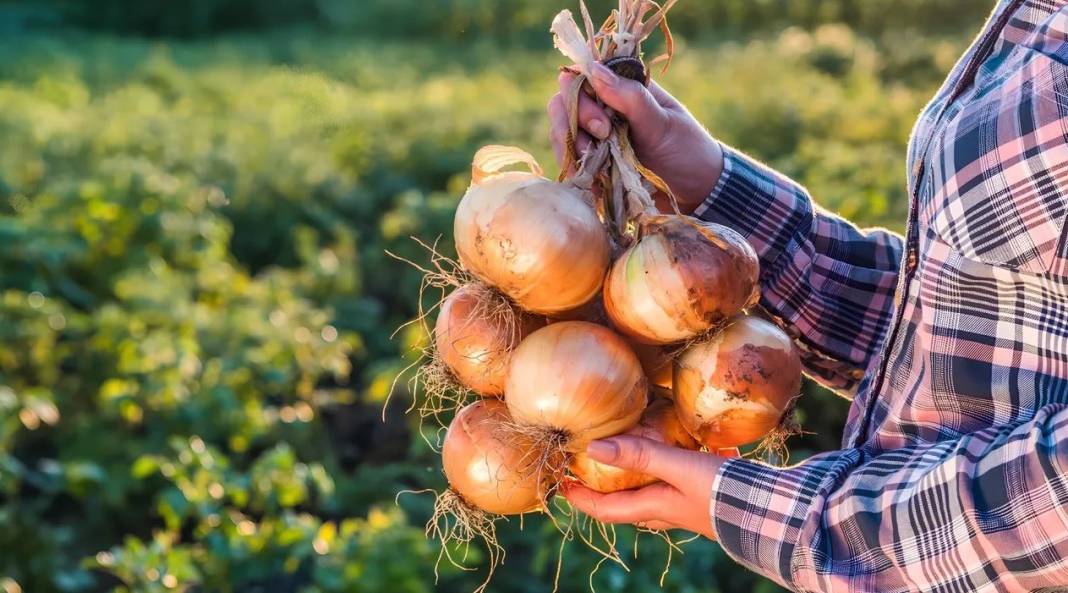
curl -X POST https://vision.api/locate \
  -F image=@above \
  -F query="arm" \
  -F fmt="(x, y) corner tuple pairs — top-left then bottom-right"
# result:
(548, 64), (902, 394)
(696, 147), (902, 394)
(566, 405), (1068, 591)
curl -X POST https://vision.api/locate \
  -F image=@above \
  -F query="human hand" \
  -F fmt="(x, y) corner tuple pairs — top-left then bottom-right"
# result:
(547, 62), (724, 213)
(560, 435), (730, 539)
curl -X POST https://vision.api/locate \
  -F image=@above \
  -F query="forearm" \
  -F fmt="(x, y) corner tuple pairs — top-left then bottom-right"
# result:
(695, 145), (902, 394)
(712, 404), (1068, 591)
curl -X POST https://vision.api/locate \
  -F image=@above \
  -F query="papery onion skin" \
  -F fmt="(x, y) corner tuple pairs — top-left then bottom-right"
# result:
(570, 398), (698, 493)
(442, 399), (547, 515)
(549, 292), (611, 326)
(673, 316), (802, 449)
(435, 284), (544, 397)
(454, 171), (611, 315)
(631, 342), (674, 390)
(505, 321), (647, 447)
(604, 216), (760, 344)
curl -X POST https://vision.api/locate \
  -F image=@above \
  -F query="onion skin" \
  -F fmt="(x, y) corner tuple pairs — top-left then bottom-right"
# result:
(604, 216), (759, 344)
(631, 342), (674, 390)
(505, 321), (647, 448)
(442, 400), (547, 515)
(570, 399), (698, 493)
(454, 171), (611, 315)
(673, 316), (802, 449)
(435, 284), (543, 397)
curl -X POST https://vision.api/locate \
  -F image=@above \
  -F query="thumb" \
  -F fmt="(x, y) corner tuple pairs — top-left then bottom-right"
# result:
(585, 435), (710, 492)
(587, 62), (667, 131)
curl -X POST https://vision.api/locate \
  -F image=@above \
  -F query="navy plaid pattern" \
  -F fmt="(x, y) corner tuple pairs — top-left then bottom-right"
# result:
(694, 1), (1068, 590)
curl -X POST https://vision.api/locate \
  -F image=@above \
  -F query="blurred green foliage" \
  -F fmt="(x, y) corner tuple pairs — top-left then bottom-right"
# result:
(0, 2), (986, 592)
(7, 0), (991, 38)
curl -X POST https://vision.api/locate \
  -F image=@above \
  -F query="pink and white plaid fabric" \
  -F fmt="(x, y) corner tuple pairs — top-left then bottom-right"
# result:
(693, 1), (1068, 590)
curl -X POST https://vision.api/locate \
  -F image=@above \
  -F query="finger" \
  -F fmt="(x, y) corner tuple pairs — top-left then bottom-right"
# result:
(577, 92), (611, 140)
(585, 436), (716, 494)
(559, 70), (611, 140)
(648, 81), (683, 111)
(562, 482), (680, 525)
(717, 447), (741, 459)
(638, 520), (677, 532)
(586, 63), (668, 129)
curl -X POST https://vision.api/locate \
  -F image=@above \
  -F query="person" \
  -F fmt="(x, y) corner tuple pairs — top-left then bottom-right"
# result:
(548, 1), (1068, 591)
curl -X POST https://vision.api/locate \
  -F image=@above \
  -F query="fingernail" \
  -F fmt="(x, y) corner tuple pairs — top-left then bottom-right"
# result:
(588, 118), (610, 140)
(586, 439), (618, 462)
(589, 62), (619, 88)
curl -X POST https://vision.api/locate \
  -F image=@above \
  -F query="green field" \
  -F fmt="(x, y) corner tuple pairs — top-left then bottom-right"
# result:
(0, 3), (986, 592)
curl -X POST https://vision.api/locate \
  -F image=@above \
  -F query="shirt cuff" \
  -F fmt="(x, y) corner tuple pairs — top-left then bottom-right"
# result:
(709, 454), (839, 591)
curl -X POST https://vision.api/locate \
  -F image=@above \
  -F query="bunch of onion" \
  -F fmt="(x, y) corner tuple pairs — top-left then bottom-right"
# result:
(551, 7), (801, 457)
(404, 2), (805, 589)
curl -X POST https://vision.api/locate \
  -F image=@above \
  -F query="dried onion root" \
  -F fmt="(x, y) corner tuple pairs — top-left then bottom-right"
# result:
(430, 399), (554, 592)
(387, 241), (541, 422)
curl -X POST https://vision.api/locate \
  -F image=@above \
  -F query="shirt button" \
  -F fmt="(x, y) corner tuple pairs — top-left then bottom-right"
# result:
(906, 250), (918, 272)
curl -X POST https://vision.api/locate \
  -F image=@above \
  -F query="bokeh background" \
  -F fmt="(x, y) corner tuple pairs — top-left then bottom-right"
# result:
(0, 1), (992, 592)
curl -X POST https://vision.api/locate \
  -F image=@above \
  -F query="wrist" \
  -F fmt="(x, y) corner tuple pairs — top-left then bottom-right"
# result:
(665, 138), (724, 214)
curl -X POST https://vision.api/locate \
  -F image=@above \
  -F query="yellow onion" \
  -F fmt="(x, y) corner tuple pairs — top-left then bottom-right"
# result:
(604, 215), (759, 344)
(548, 293), (611, 326)
(442, 399), (549, 515)
(631, 342), (674, 390)
(505, 321), (647, 449)
(570, 399), (698, 493)
(454, 146), (611, 314)
(435, 284), (544, 397)
(673, 316), (802, 449)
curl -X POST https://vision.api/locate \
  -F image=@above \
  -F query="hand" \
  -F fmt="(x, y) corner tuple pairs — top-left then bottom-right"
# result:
(560, 435), (728, 539)
(547, 62), (725, 213)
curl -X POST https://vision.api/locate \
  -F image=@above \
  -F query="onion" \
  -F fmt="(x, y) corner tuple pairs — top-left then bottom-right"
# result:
(631, 342), (674, 390)
(673, 316), (802, 449)
(604, 215), (759, 344)
(442, 399), (549, 515)
(505, 321), (647, 450)
(454, 146), (611, 315)
(435, 284), (543, 397)
(570, 399), (698, 493)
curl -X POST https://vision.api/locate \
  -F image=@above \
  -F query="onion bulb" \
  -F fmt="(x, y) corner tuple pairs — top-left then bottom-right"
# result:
(454, 146), (611, 314)
(442, 399), (549, 515)
(604, 215), (759, 344)
(435, 284), (543, 397)
(570, 399), (698, 493)
(673, 316), (802, 449)
(631, 342), (674, 390)
(505, 321), (647, 449)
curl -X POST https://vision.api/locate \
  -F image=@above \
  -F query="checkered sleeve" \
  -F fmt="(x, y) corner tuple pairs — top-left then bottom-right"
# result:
(693, 146), (903, 394)
(711, 404), (1068, 592)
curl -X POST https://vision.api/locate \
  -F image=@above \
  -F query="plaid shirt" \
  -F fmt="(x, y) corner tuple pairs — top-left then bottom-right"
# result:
(694, 1), (1068, 591)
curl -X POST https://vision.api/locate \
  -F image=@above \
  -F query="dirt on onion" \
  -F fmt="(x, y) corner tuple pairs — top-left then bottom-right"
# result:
(672, 316), (802, 454)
